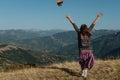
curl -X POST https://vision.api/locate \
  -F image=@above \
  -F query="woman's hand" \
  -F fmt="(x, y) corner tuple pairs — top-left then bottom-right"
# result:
(66, 16), (74, 23)
(97, 13), (103, 18)
(91, 13), (103, 25)
(66, 16), (71, 19)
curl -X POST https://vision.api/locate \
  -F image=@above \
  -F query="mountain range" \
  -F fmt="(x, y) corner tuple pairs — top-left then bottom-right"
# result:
(0, 29), (120, 66)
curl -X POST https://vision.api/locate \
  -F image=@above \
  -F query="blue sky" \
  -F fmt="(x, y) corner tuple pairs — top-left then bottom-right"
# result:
(0, 0), (119, 30)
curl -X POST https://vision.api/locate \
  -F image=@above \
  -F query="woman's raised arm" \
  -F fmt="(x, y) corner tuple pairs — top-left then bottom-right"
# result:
(66, 16), (79, 32)
(89, 13), (103, 31)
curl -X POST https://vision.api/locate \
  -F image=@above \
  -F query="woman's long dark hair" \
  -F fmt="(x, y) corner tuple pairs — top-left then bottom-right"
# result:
(80, 24), (92, 38)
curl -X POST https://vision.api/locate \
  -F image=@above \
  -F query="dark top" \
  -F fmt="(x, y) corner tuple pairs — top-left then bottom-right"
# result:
(72, 23), (95, 50)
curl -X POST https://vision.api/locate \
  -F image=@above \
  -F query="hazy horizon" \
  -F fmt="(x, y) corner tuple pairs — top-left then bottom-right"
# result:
(0, 28), (120, 31)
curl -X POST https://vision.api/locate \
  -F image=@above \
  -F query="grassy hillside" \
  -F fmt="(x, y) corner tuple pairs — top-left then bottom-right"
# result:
(0, 44), (39, 65)
(0, 44), (68, 66)
(0, 59), (119, 80)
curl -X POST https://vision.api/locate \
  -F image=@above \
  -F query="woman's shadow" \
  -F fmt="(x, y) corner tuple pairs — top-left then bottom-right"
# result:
(40, 66), (81, 77)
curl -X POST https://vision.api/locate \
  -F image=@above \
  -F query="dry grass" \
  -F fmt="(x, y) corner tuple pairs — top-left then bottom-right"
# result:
(0, 59), (120, 80)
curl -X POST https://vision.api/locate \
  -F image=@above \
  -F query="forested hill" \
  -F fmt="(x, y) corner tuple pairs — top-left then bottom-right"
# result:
(0, 29), (64, 43)
(92, 31), (120, 58)
(0, 29), (120, 60)
(14, 30), (119, 52)
(52, 31), (120, 59)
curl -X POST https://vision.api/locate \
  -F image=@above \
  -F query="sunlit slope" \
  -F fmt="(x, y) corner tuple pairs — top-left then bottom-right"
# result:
(0, 59), (120, 80)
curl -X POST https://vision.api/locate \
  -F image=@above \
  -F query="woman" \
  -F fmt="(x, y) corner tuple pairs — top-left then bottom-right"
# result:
(66, 13), (103, 78)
